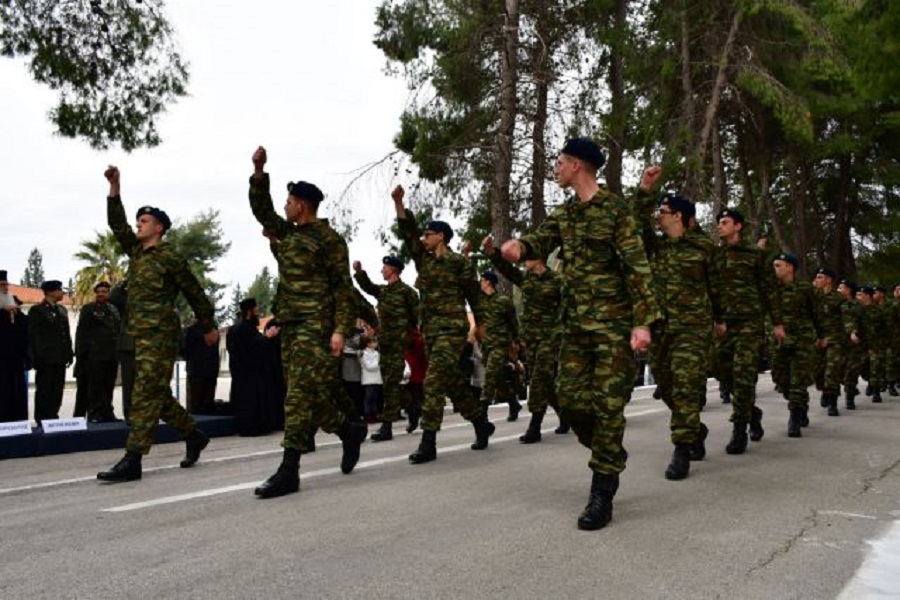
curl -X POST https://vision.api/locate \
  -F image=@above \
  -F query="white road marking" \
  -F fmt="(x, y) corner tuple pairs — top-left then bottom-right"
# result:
(838, 520), (900, 599)
(818, 510), (878, 520)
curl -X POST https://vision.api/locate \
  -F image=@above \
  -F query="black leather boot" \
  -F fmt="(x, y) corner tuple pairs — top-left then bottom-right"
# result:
(370, 421), (393, 442)
(819, 393), (830, 408)
(845, 391), (856, 410)
(97, 451), (142, 482)
(577, 472), (619, 531)
(872, 389), (883, 403)
(889, 383), (899, 397)
(749, 406), (764, 442)
(799, 407), (810, 427)
(721, 390), (732, 404)
(255, 448), (300, 499)
(787, 410), (802, 438)
(828, 394), (840, 416)
(180, 428), (209, 468)
(507, 400), (522, 422)
(865, 384), (873, 396)
(725, 422), (748, 455)
(519, 410), (545, 444)
(470, 417), (496, 450)
(406, 404), (421, 434)
(688, 423), (708, 461)
(302, 428), (317, 453)
(409, 429), (437, 464)
(664, 444), (691, 480)
(554, 410), (570, 434)
(338, 419), (368, 474)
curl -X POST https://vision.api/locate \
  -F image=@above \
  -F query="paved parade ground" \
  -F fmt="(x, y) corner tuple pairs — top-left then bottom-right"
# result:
(2, 376), (899, 599)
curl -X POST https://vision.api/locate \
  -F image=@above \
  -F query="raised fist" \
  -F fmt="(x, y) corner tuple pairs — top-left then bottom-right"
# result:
(639, 165), (662, 192)
(481, 234), (495, 255)
(252, 146), (267, 171)
(391, 185), (405, 204)
(352, 260), (362, 272)
(104, 165), (119, 184)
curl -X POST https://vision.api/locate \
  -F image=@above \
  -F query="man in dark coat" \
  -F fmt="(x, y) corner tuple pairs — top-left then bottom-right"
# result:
(1, 271), (30, 422)
(226, 298), (281, 436)
(183, 316), (221, 415)
(28, 280), (74, 425)
(74, 281), (122, 422)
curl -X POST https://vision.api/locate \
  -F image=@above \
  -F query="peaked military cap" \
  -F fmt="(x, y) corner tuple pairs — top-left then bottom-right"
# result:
(40, 280), (63, 292)
(815, 267), (836, 279)
(658, 192), (695, 220)
(239, 297), (258, 313)
(382, 255), (405, 272)
(136, 206), (172, 232)
(561, 137), (605, 169)
(716, 207), (744, 225)
(94, 281), (111, 292)
(773, 252), (799, 268)
(424, 220), (454, 243)
(838, 278), (857, 294)
(287, 181), (324, 206)
(480, 270), (499, 286)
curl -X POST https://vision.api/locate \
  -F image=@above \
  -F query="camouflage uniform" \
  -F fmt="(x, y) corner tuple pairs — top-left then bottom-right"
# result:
(398, 209), (482, 431)
(714, 240), (781, 424)
(842, 300), (868, 399)
(249, 174), (356, 452)
(519, 188), (660, 475)
(867, 300), (889, 392)
(887, 296), (900, 389)
(771, 279), (822, 412)
(813, 288), (851, 397)
(354, 269), (419, 422)
(108, 195), (216, 455)
(489, 252), (562, 416)
(478, 289), (519, 406)
(28, 299), (74, 423)
(74, 300), (121, 420)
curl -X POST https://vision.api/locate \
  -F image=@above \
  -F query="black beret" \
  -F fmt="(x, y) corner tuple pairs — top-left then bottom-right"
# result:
(94, 281), (111, 291)
(382, 255), (405, 272)
(658, 192), (695, 220)
(773, 252), (799, 268)
(858, 286), (874, 296)
(716, 208), (744, 225)
(287, 181), (324, 205)
(815, 267), (836, 279)
(480, 270), (499, 286)
(873, 285), (886, 293)
(561, 137), (605, 169)
(838, 279), (857, 294)
(424, 220), (454, 243)
(136, 206), (172, 232)
(40, 280), (63, 292)
(239, 297), (257, 313)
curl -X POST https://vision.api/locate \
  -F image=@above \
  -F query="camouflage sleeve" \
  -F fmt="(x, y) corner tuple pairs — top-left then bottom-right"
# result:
(354, 269), (383, 299)
(707, 245), (724, 322)
(248, 174), (292, 239)
(405, 286), (420, 329)
(461, 257), (483, 324)
(107, 195), (139, 258)
(327, 235), (356, 337)
(632, 187), (659, 259)
(168, 254), (216, 333)
(808, 287), (824, 338)
(268, 240), (280, 261)
(506, 297), (519, 340)
(354, 287), (379, 328)
(613, 203), (662, 328)
(519, 205), (563, 261)
(757, 251), (783, 326)
(398, 208), (426, 272)
(489, 249), (525, 286)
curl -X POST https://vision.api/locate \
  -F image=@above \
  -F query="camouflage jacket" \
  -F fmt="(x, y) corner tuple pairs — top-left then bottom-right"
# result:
(397, 208), (481, 333)
(650, 231), (722, 327)
(845, 301), (868, 351)
(249, 174), (354, 336)
(75, 301), (121, 362)
(867, 303), (889, 351)
(479, 290), (519, 349)
(775, 279), (822, 345)
(27, 301), (74, 364)
(519, 187), (661, 331)
(813, 289), (852, 343)
(354, 270), (419, 348)
(489, 250), (562, 342)
(715, 239), (782, 326)
(108, 195), (216, 341)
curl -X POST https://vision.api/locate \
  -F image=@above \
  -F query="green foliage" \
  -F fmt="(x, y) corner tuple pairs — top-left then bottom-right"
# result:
(245, 266), (277, 318)
(20, 247), (44, 288)
(0, 0), (188, 151)
(72, 231), (127, 305)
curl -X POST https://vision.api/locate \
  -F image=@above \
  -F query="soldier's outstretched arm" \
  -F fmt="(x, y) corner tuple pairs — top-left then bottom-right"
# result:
(353, 261), (383, 298)
(392, 185), (426, 269)
(170, 255), (217, 337)
(248, 146), (291, 238)
(104, 166), (139, 256)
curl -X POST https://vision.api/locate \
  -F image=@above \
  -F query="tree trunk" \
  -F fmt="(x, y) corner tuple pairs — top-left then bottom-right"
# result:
(832, 154), (856, 277)
(605, 0), (628, 197)
(679, 3), (698, 199)
(529, 0), (550, 227)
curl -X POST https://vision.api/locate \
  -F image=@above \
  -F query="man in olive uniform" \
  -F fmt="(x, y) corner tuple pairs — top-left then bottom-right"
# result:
(108, 280), (135, 421)
(353, 255), (419, 442)
(74, 281), (122, 422)
(477, 269), (521, 420)
(771, 253), (823, 436)
(484, 236), (566, 443)
(714, 208), (783, 454)
(391, 185), (493, 464)
(888, 284), (900, 397)
(857, 287), (884, 403)
(869, 286), (890, 402)
(28, 280), (74, 425)
(812, 267), (851, 414)
(501, 138), (661, 531)
(97, 166), (218, 483)
(248, 147), (367, 499)
(838, 279), (866, 410)
(646, 193), (721, 480)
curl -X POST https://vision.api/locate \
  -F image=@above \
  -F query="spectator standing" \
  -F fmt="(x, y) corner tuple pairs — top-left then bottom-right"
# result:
(74, 281), (122, 422)
(1, 271), (29, 422)
(360, 335), (383, 423)
(28, 280), (74, 425)
(183, 315), (221, 415)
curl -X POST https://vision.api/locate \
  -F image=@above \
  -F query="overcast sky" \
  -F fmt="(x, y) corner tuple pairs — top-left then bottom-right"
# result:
(0, 1), (434, 296)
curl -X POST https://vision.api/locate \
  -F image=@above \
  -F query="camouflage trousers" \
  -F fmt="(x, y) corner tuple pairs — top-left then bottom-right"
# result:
(842, 344), (866, 397)
(888, 345), (900, 383)
(814, 340), (844, 395)
(126, 336), (196, 455)
(649, 325), (709, 445)
(772, 338), (816, 411)
(481, 342), (515, 406)
(524, 335), (560, 414)
(379, 344), (407, 422)
(716, 320), (761, 424)
(867, 346), (887, 388)
(556, 321), (632, 475)
(421, 328), (482, 431)
(281, 324), (346, 452)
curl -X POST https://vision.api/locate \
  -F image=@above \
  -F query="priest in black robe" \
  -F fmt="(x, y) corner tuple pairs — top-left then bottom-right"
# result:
(1, 271), (29, 422)
(226, 298), (280, 436)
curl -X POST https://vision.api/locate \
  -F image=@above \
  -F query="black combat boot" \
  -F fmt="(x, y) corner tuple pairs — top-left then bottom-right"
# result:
(370, 421), (393, 442)
(872, 389), (883, 403)
(725, 422), (748, 455)
(255, 448), (300, 499)
(507, 399), (522, 422)
(749, 406), (764, 442)
(302, 428), (317, 453)
(554, 411), (570, 434)
(519, 410), (545, 444)
(664, 444), (692, 480)
(470, 417), (496, 450)
(865, 384), (873, 396)
(889, 382), (899, 397)
(577, 472), (619, 531)
(409, 429), (437, 464)
(799, 407), (810, 427)
(819, 393), (830, 408)
(406, 404), (421, 434)
(787, 410), (802, 438)
(721, 390), (732, 404)
(828, 395), (840, 416)
(180, 428), (209, 468)
(845, 391), (856, 410)
(337, 419), (368, 474)
(97, 451), (142, 482)
(689, 423), (708, 461)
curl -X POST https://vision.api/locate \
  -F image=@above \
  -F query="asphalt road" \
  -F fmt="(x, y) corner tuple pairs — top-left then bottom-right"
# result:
(2, 376), (899, 600)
